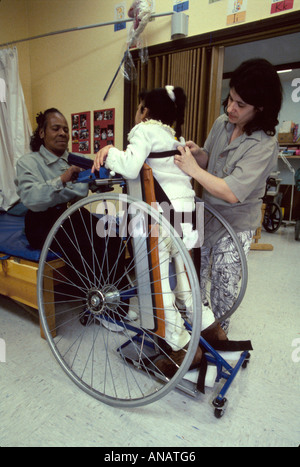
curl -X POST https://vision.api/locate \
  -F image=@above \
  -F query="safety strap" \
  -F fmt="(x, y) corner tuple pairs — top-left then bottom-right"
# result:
(195, 340), (253, 394)
(148, 150), (181, 159)
(196, 356), (208, 394)
(68, 152), (94, 169)
(205, 340), (253, 352)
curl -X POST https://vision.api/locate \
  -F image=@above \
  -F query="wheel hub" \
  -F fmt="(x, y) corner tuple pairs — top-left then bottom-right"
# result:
(86, 286), (120, 315)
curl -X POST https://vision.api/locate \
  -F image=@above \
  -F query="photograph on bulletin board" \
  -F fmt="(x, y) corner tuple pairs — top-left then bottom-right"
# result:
(71, 111), (91, 154)
(94, 108), (115, 153)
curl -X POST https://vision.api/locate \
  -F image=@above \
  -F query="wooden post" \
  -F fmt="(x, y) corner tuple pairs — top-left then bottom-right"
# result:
(250, 204), (274, 251)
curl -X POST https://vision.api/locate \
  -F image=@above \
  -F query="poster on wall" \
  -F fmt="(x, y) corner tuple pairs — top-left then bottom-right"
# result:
(94, 109), (115, 154)
(173, 0), (189, 12)
(227, 0), (247, 25)
(114, 2), (127, 31)
(270, 0), (294, 14)
(71, 111), (91, 154)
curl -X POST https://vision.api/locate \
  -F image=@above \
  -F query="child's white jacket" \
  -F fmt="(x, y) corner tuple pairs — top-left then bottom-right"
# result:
(105, 120), (196, 213)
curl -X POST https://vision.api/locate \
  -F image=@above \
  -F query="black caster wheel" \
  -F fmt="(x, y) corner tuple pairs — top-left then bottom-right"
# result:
(263, 202), (282, 233)
(242, 352), (251, 369)
(213, 397), (228, 419)
(79, 311), (91, 326)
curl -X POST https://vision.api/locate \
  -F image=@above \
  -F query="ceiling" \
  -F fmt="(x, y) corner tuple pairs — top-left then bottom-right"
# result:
(223, 31), (300, 81)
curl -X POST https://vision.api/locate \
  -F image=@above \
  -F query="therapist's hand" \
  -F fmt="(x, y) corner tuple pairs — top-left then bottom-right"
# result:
(185, 140), (202, 158)
(174, 145), (200, 177)
(92, 145), (114, 173)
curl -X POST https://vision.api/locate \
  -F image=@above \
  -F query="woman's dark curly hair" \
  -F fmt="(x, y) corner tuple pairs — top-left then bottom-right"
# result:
(139, 86), (187, 139)
(30, 108), (64, 151)
(223, 58), (283, 136)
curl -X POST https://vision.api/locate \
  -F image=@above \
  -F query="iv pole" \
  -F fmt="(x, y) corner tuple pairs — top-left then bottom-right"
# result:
(279, 152), (296, 226)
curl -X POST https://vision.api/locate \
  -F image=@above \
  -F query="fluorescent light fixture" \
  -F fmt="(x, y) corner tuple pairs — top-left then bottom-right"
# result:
(277, 69), (292, 74)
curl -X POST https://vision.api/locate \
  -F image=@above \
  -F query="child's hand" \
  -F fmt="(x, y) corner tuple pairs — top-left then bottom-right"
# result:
(92, 145), (114, 173)
(174, 145), (200, 177)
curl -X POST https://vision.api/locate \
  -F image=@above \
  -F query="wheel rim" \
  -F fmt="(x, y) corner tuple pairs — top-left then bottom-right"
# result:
(37, 193), (202, 407)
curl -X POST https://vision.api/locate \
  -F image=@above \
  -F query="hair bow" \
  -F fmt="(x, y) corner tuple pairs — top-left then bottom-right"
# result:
(165, 85), (176, 102)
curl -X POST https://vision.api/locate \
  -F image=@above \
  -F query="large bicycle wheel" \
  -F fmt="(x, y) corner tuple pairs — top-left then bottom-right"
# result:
(37, 193), (201, 408)
(199, 199), (248, 322)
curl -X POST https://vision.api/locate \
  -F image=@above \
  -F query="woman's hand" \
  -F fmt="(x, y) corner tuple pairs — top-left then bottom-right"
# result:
(174, 145), (201, 177)
(61, 166), (81, 184)
(176, 146), (239, 204)
(185, 140), (201, 158)
(185, 140), (208, 169)
(92, 145), (114, 173)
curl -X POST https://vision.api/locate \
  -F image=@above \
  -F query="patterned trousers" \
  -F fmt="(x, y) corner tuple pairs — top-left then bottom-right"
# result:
(200, 230), (254, 320)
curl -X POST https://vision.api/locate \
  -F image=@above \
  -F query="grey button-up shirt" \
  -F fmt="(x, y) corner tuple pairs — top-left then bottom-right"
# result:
(202, 114), (279, 245)
(15, 145), (89, 212)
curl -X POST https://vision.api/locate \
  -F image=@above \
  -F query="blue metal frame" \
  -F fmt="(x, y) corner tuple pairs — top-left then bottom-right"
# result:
(91, 310), (250, 405)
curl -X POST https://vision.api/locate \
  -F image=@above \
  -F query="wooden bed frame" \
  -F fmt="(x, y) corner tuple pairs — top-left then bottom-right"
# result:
(0, 254), (64, 338)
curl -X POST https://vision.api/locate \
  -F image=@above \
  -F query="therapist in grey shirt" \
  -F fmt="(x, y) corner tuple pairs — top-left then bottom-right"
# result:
(175, 58), (283, 329)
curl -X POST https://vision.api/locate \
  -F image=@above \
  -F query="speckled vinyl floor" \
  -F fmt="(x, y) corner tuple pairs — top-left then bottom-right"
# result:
(0, 226), (299, 447)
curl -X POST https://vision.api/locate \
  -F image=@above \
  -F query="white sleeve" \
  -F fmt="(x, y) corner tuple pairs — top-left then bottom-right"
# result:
(105, 125), (152, 179)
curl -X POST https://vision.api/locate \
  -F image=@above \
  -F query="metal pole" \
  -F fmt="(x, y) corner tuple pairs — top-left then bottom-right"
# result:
(279, 152), (296, 226)
(0, 12), (173, 48)
(103, 51), (128, 101)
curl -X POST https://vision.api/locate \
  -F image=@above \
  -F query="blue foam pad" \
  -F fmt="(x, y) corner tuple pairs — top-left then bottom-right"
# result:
(0, 212), (57, 262)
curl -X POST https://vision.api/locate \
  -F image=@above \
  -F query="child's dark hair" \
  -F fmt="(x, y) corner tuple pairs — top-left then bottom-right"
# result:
(30, 108), (64, 151)
(223, 58), (282, 136)
(139, 86), (186, 138)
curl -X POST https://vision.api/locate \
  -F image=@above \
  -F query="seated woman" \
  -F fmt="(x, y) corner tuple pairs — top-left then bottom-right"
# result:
(15, 108), (129, 321)
(93, 86), (227, 377)
(16, 108), (88, 249)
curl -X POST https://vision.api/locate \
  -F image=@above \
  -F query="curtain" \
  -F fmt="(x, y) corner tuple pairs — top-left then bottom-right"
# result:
(0, 47), (32, 211)
(126, 46), (224, 143)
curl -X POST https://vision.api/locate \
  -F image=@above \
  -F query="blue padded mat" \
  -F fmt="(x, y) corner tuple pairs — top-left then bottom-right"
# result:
(0, 212), (57, 262)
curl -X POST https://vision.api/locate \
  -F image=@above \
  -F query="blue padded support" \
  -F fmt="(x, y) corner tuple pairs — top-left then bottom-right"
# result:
(0, 212), (57, 262)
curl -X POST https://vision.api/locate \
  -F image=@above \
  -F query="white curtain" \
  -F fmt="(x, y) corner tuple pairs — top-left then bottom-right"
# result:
(0, 47), (32, 211)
